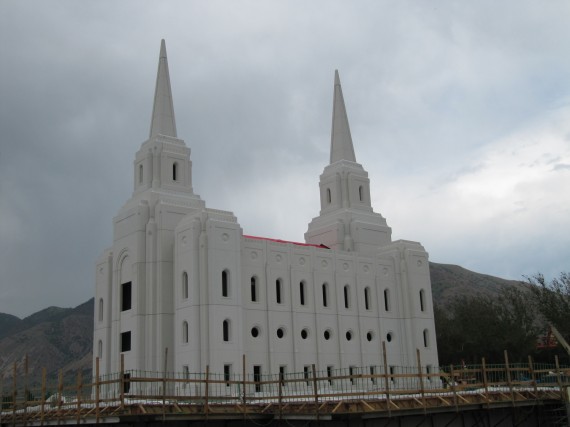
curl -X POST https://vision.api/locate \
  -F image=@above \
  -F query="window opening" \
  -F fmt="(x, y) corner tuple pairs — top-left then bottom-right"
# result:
(358, 185), (363, 202)
(120, 331), (131, 352)
(253, 365), (262, 392)
(276, 279), (282, 304)
(182, 272), (188, 299)
(420, 289), (425, 312)
(97, 340), (103, 359)
(121, 282), (132, 311)
(139, 164), (143, 184)
(98, 298), (104, 322)
(364, 287), (371, 310)
(349, 366), (355, 385)
(366, 331), (373, 342)
(327, 366), (334, 385)
(324, 330), (331, 340)
(322, 283), (328, 307)
(304, 366), (312, 386)
(326, 188), (331, 204)
(370, 366), (377, 384)
(279, 366), (286, 387)
(384, 289), (390, 311)
(299, 281), (305, 306)
(386, 332), (393, 342)
(346, 331), (352, 341)
(182, 321), (189, 343)
(276, 328), (284, 339)
(423, 329), (429, 348)
(172, 162), (178, 181)
(251, 326), (260, 338)
(182, 365), (189, 389)
(224, 364), (232, 386)
(301, 329), (308, 340)
(389, 366), (396, 384)
(344, 285), (350, 309)
(222, 270), (229, 297)
(251, 277), (257, 302)
(223, 319), (230, 342)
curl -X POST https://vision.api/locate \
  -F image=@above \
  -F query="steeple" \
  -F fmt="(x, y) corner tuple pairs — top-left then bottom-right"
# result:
(305, 70), (392, 253)
(149, 39), (177, 138)
(330, 70), (356, 164)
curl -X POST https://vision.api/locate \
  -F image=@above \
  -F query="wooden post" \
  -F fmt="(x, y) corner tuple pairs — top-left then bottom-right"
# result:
(242, 354), (246, 407)
(75, 371), (82, 426)
(40, 367), (46, 426)
(95, 357), (100, 425)
(555, 355), (564, 401)
(382, 341), (391, 417)
(23, 354), (28, 427)
(162, 347), (168, 423)
(311, 364), (319, 422)
(527, 355), (537, 397)
(450, 364), (458, 412)
(481, 357), (489, 408)
(57, 369), (63, 422)
(12, 361), (17, 423)
(119, 353), (125, 409)
(416, 349), (425, 414)
(204, 365), (210, 418)
(504, 350), (514, 405)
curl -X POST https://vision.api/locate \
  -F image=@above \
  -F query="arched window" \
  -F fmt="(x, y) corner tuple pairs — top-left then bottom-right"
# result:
(419, 289), (426, 312)
(139, 164), (143, 184)
(275, 279), (282, 304)
(343, 285), (350, 309)
(251, 277), (257, 302)
(358, 185), (363, 202)
(222, 270), (229, 297)
(172, 162), (178, 181)
(97, 340), (103, 359)
(364, 287), (371, 310)
(299, 281), (306, 306)
(182, 272), (189, 299)
(98, 298), (104, 322)
(182, 321), (189, 343)
(423, 329), (430, 348)
(326, 188), (331, 204)
(322, 283), (328, 307)
(384, 289), (390, 311)
(223, 319), (231, 342)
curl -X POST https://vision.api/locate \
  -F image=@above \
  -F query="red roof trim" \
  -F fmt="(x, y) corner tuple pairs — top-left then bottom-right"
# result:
(243, 235), (330, 249)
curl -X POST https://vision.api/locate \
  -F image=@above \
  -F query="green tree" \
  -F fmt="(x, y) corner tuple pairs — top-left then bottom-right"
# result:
(435, 287), (540, 365)
(527, 272), (570, 361)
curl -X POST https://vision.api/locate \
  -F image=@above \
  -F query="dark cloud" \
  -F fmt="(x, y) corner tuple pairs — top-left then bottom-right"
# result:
(1, 1), (570, 317)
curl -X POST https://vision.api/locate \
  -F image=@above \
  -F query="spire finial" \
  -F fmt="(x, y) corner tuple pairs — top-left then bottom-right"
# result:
(330, 70), (356, 163)
(149, 39), (177, 138)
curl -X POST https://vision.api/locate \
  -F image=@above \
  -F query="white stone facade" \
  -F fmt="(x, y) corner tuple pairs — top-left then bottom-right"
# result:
(93, 41), (439, 384)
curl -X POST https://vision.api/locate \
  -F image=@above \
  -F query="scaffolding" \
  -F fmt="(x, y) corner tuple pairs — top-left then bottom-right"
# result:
(1, 352), (569, 426)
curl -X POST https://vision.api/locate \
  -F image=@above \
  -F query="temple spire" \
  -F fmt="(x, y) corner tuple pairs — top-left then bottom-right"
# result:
(330, 70), (356, 164)
(149, 39), (177, 138)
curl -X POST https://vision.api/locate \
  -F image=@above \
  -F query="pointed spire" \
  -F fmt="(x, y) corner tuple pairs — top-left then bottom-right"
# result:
(330, 70), (356, 164)
(149, 39), (177, 138)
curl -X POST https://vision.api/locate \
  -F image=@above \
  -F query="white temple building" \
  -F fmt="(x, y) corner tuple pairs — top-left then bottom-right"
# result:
(93, 40), (439, 384)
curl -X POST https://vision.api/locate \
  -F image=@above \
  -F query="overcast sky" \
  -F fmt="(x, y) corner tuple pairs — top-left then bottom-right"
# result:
(1, 1), (569, 318)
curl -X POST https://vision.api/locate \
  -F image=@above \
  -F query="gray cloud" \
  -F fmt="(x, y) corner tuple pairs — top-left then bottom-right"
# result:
(1, 0), (570, 317)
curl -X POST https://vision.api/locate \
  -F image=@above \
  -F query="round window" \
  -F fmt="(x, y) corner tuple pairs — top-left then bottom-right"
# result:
(366, 331), (373, 342)
(324, 330), (331, 340)
(346, 331), (352, 341)
(301, 329), (309, 339)
(277, 328), (284, 339)
(387, 332), (393, 342)
(251, 327), (259, 338)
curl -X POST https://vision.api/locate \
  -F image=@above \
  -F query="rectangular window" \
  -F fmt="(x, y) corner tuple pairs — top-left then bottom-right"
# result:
(304, 365), (312, 386)
(279, 365), (286, 387)
(253, 365), (262, 392)
(123, 373), (131, 393)
(120, 331), (131, 352)
(182, 365), (189, 389)
(327, 366), (334, 385)
(224, 364), (232, 386)
(369, 366), (377, 384)
(251, 277), (257, 302)
(389, 366), (396, 384)
(276, 279), (282, 304)
(300, 282), (305, 306)
(349, 366), (355, 385)
(322, 284), (328, 307)
(121, 282), (132, 311)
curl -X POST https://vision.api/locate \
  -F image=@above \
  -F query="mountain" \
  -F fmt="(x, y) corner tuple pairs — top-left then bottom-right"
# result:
(0, 263), (525, 384)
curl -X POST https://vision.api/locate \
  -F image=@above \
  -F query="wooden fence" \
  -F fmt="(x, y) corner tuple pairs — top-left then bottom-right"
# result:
(1, 351), (569, 425)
